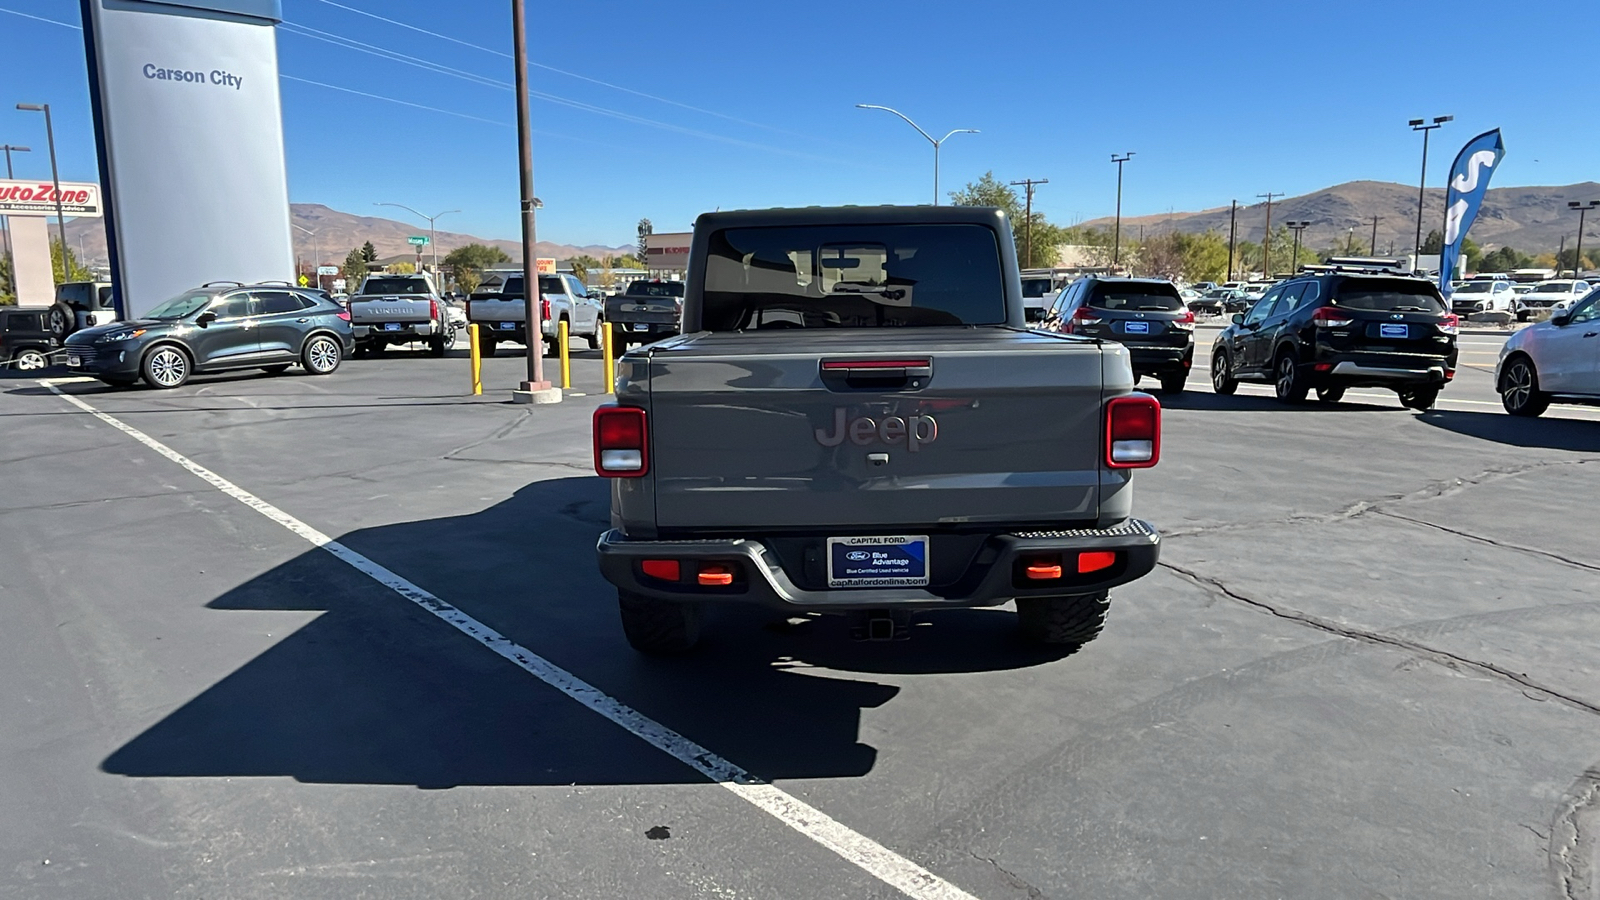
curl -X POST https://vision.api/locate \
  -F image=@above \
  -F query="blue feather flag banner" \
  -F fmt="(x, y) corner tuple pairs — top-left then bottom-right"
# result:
(1439, 129), (1506, 298)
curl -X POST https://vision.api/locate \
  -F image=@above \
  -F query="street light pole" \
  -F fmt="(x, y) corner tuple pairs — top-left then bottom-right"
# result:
(1009, 178), (1048, 267)
(1570, 200), (1600, 278)
(1408, 115), (1452, 265)
(1111, 153), (1134, 266)
(374, 203), (459, 274)
(1369, 215), (1383, 258)
(1285, 221), (1311, 272)
(511, 0), (550, 395)
(1, 144), (30, 280)
(291, 223), (320, 287)
(15, 105), (68, 265)
(855, 104), (978, 205)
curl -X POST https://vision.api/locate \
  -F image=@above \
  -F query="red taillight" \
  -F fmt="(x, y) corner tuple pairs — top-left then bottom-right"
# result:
(336, 308), (351, 322)
(1438, 314), (1459, 335)
(641, 559), (680, 581)
(1171, 309), (1196, 331)
(1065, 307), (1103, 334)
(1106, 394), (1161, 468)
(1078, 551), (1118, 574)
(1025, 557), (1063, 580)
(430, 298), (440, 321)
(1311, 306), (1356, 328)
(540, 298), (551, 321)
(593, 405), (648, 476)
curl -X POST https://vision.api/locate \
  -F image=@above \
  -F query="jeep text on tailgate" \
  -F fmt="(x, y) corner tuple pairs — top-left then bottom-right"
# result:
(592, 206), (1163, 654)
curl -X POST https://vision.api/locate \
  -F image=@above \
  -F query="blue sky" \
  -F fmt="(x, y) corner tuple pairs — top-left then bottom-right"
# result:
(0, 0), (1593, 247)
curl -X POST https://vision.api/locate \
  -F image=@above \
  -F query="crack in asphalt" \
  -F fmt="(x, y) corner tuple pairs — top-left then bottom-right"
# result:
(441, 409), (532, 460)
(1158, 561), (1600, 718)
(968, 851), (1046, 899)
(0, 489), (205, 516)
(1554, 769), (1600, 900)
(1371, 509), (1600, 573)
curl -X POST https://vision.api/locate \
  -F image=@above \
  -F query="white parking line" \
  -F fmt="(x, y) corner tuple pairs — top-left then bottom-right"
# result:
(41, 382), (978, 900)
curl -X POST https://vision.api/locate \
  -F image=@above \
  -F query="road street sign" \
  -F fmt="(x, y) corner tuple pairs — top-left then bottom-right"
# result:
(298, 274), (309, 286)
(316, 265), (338, 276)
(408, 235), (429, 246)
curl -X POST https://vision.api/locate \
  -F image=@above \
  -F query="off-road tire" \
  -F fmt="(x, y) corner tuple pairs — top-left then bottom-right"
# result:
(1274, 351), (1308, 404)
(1159, 372), (1187, 394)
(428, 333), (450, 357)
(1399, 386), (1439, 411)
(1316, 386), (1345, 404)
(618, 590), (702, 654)
(48, 303), (75, 340)
(1211, 351), (1238, 395)
(480, 336), (498, 357)
(1500, 355), (1550, 418)
(1016, 592), (1110, 647)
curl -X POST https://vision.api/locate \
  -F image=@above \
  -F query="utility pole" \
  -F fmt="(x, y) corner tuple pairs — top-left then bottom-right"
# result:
(14, 105), (67, 262)
(1369, 215), (1383, 258)
(511, 0), (554, 400)
(1009, 178), (1048, 268)
(1409, 115), (1452, 265)
(1285, 221), (1311, 272)
(1111, 153), (1135, 266)
(1227, 200), (1238, 282)
(1257, 192), (1282, 277)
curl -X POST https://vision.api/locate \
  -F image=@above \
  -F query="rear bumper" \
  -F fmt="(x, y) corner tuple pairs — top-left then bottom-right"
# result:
(355, 322), (438, 339)
(1127, 344), (1193, 374)
(596, 520), (1161, 610)
(1311, 351), (1454, 387)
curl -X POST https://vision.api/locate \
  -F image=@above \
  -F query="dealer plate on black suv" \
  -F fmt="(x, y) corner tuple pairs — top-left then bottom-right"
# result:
(827, 535), (929, 588)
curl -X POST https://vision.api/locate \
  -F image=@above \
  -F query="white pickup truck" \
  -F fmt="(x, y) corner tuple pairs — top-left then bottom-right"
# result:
(348, 273), (456, 357)
(466, 272), (603, 357)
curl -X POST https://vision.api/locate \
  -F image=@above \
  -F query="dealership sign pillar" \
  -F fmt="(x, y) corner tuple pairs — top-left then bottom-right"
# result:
(79, 0), (294, 319)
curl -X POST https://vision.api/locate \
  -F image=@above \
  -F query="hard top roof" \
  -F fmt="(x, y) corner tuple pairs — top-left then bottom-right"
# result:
(693, 205), (1009, 230)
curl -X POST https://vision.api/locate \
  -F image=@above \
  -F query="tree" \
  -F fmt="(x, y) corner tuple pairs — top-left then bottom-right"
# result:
(1478, 246), (1534, 273)
(949, 172), (1067, 268)
(615, 254), (645, 270)
(341, 247), (368, 291)
(0, 254), (14, 305)
(568, 254), (600, 285)
(636, 218), (653, 263)
(52, 240), (93, 284)
(388, 261), (416, 274)
(1421, 229), (1444, 254)
(361, 241), (378, 263)
(442, 243), (510, 295)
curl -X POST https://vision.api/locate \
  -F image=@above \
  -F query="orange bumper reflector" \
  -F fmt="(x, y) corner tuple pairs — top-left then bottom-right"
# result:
(1025, 559), (1063, 580)
(641, 559), (680, 581)
(1078, 551), (1118, 574)
(697, 564), (734, 586)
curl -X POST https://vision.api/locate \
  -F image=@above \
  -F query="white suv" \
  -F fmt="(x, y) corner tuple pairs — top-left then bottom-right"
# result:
(1497, 286), (1600, 416)
(1450, 279), (1520, 319)
(1521, 280), (1591, 314)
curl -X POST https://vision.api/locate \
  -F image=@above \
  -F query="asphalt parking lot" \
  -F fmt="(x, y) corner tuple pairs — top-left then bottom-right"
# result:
(5, 325), (1600, 899)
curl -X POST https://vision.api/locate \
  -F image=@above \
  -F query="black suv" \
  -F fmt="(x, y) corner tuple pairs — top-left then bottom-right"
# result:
(1210, 268), (1458, 409)
(1, 306), (58, 373)
(1041, 276), (1195, 393)
(62, 282), (354, 389)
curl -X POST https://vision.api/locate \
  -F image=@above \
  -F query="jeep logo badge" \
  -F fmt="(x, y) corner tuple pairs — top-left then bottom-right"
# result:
(815, 408), (938, 451)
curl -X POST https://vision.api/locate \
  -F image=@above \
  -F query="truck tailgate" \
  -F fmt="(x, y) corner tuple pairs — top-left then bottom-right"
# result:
(642, 329), (1104, 530)
(468, 297), (526, 322)
(350, 297), (431, 323)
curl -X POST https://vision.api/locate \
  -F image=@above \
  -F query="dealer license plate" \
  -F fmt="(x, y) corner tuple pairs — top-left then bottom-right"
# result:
(827, 535), (929, 588)
(1123, 320), (1150, 334)
(66, 353), (81, 367)
(632, 323), (649, 332)
(1380, 323), (1409, 339)
(383, 322), (402, 332)
(499, 322), (516, 330)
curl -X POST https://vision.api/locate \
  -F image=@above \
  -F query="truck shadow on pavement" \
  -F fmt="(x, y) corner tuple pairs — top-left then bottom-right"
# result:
(101, 476), (1065, 788)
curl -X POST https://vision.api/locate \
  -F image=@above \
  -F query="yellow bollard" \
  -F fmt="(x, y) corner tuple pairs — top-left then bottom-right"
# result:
(468, 324), (482, 396)
(601, 321), (615, 394)
(558, 319), (571, 389)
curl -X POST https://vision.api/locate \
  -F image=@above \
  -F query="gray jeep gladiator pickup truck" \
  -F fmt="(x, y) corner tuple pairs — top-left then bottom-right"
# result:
(593, 205), (1163, 653)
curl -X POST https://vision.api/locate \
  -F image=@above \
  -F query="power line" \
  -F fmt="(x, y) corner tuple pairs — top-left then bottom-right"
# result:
(279, 74), (510, 126)
(0, 6), (79, 29)
(297, 0), (820, 141)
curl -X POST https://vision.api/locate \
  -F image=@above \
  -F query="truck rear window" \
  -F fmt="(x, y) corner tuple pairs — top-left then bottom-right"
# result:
(700, 224), (1005, 330)
(1086, 283), (1184, 311)
(626, 281), (684, 298)
(361, 278), (430, 295)
(1334, 279), (1445, 313)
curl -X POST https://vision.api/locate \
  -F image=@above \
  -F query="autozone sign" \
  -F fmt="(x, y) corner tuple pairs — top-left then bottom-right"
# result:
(0, 179), (104, 217)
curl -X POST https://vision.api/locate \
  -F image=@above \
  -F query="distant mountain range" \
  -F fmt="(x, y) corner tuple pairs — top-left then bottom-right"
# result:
(59, 203), (631, 266)
(1080, 180), (1600, 254)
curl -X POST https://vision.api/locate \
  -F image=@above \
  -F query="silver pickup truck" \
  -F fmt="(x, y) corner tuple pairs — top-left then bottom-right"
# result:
(593, 205), (1163, 654)
(467, 272), (602, 357)
(348, 273), (456, 357)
